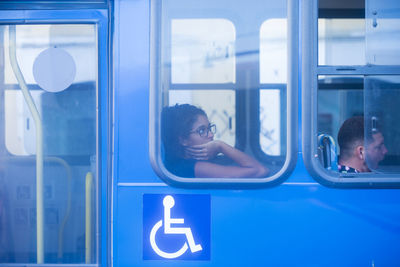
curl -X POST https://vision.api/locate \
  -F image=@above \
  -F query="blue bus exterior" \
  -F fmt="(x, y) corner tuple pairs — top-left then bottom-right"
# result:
(0, 0), (399, 266)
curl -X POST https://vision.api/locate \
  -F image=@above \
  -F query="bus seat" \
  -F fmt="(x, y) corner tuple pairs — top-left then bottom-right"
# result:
(317, 134), (338, 171)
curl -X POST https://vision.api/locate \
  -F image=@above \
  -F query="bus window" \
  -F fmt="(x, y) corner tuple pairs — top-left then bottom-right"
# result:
(150, 0), (298, 185)
(303, 0), (400, 187)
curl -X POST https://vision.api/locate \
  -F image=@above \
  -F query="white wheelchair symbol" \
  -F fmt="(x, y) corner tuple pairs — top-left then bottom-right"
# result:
(150, 195), (202, 259)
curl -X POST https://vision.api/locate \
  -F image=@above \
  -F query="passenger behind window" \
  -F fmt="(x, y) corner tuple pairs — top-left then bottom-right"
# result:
(161, 104), (269, 178)
(337, 116), (388, 173)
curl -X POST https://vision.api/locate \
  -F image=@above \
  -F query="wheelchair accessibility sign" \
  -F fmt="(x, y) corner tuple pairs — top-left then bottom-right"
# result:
(143, 194), (210, 260)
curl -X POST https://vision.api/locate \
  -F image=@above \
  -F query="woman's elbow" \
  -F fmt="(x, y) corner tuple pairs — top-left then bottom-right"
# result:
(254, 165), (269, 178)
(245, 165), (269, 178)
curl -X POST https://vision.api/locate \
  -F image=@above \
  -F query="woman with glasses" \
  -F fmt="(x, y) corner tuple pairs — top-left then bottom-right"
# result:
(161, 104), (269, 178)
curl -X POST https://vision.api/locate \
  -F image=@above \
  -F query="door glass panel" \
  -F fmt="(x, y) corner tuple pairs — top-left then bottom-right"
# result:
(0, 24), (98, 264)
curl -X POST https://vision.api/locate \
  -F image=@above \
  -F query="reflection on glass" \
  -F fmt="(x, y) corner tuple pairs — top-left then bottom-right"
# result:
(0, 24), (97, 263)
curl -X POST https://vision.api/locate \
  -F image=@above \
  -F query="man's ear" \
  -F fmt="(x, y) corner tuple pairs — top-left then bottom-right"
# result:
(355, 145), (365, 160)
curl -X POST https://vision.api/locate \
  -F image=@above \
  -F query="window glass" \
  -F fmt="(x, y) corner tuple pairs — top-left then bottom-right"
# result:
(169, 90), (236, 146)
(171, 19), (235, 84)
(366, 0), (400, 65)
(318, 76), (364, 137)
(260, 89), (281, 156)
(260, 19), (287, 83)
(151, 0), (295, 182)
(0, 24), (98, 264)
(365, 76), (400, 173)
(318, 19), (365, 65)
(317, 76), (364, 171)
(259, 19), (287, 157)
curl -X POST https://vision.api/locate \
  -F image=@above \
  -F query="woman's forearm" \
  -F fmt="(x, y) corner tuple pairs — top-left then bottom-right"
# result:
(218, 141), (269, 176)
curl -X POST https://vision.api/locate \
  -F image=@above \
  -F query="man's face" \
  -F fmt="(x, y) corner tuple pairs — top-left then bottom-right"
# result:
(366, 132), (388, 170)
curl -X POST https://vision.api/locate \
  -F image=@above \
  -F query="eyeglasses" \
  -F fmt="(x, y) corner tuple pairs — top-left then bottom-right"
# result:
(190, 124), (216, 137)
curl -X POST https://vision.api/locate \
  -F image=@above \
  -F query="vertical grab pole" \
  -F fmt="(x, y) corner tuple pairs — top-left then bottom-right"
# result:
(9, 25), (44, 264)
(85, 172), (93, 263)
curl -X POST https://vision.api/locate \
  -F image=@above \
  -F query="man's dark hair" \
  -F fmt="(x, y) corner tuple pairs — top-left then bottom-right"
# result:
(161, 104), (207, 159)
(337, 116), (374, 160)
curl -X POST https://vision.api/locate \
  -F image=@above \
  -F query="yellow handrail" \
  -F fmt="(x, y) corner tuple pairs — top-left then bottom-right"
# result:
(9, 25), (44, 264)
(45, 157), (72, 262)
(85, 172), (93, 263)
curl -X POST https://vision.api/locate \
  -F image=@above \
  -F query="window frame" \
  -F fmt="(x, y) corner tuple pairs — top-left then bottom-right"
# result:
(302, 0), (400, 188)
(149, 0), (298, 187)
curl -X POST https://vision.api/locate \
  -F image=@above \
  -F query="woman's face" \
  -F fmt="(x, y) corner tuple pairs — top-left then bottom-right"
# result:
(181, 115), (214, 146)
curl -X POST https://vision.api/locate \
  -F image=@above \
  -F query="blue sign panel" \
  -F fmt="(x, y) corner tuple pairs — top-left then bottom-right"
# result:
(143, 194), (211, 260)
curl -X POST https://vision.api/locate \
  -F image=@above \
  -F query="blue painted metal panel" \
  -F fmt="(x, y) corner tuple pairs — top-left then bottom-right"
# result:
(114, 0), (157, 183)
(116, 185), (400, 266)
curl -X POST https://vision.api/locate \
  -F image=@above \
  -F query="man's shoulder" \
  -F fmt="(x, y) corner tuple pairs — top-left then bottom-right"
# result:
(338, 164), (359, 173)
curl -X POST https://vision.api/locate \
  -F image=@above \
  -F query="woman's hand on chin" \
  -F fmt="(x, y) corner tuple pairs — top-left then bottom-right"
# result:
(184, 140), (224, 160)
